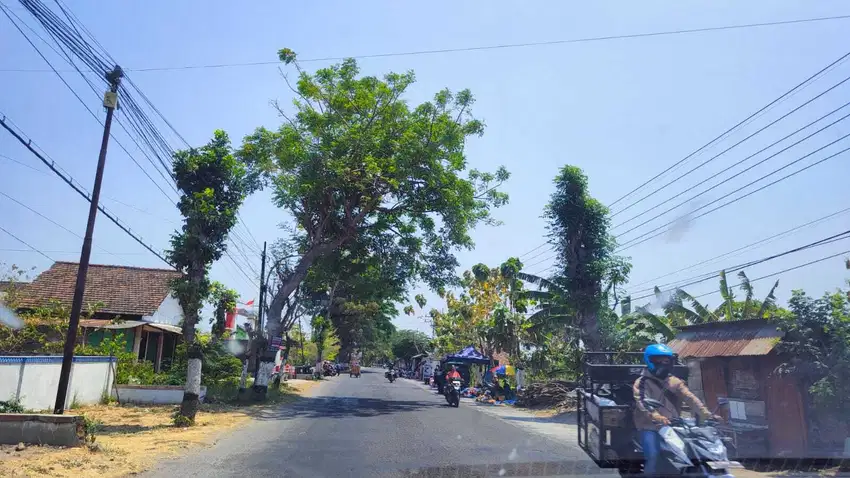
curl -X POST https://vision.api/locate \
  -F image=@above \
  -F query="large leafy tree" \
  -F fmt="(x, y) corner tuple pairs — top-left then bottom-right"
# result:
(538, 165), (625, 351)
(239, 51), (509, 380)
(169, 130), (248, 424)
(391, 329), (431, 364)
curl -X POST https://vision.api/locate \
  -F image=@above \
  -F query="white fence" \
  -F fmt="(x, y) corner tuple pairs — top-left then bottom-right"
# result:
(0, 356), (115, 411)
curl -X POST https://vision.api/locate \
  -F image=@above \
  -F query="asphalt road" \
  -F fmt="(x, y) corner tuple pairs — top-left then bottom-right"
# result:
(144, 368), (612, 478)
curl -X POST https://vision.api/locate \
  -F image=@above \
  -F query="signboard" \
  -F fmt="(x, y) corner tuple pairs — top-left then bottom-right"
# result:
(268, 336), (283, 351)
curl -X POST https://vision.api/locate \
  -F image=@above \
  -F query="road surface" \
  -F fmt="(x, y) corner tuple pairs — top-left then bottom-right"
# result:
(145, 367), (612, 477)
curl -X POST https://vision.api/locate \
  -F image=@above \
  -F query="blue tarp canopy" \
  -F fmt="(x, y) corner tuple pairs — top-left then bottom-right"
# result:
(444, 345), (490, 364)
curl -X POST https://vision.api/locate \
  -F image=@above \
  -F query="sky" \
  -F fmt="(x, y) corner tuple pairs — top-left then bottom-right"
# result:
(1, 1), (849, 335)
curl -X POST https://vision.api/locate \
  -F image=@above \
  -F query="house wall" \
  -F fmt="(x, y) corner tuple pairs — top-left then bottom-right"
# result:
(85, 328), (135, 353)
(0, 356), (115, 411)
(143, 294), (182, 326)
(696, 355), (807, 458)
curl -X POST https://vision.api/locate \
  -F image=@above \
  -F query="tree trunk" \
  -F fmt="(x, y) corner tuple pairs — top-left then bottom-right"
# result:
(178, 345), (203, 424)
(257, 239), (345, 395)
(577, 309), (601, 352)
(238, 359), (249, 392)
(178, 264), (205, 424)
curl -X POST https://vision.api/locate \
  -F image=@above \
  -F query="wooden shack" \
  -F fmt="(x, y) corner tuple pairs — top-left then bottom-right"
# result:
(668, 319), (807, 458)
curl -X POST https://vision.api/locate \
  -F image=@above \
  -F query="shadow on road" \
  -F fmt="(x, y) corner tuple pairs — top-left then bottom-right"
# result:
(248, 395), (444, 421)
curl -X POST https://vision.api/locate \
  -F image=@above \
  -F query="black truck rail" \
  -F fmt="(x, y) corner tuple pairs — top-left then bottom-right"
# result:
(576, 352), (689, 470)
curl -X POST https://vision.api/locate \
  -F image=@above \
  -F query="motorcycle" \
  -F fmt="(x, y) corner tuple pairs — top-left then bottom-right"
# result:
(628, 398), (741, 477)
(385, 369), (397, 383)
(444, 379), (461, 407)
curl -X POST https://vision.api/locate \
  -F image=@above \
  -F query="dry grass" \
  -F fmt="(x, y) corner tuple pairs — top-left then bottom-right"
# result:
(0, 381), (317, 478)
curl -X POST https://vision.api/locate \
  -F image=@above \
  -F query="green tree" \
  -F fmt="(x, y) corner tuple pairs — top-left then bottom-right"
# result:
(239, 51), (509, 381)
(391, 329), (431, 363)
(542, 166), (624, 351)
(168, 130), (249, 424)
(774, 287), (850, 446)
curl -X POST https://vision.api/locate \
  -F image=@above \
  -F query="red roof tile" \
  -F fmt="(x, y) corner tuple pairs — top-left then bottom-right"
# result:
(17, 262), (182, 316)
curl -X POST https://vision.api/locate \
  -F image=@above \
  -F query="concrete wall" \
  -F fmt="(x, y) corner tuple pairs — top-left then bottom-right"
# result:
(0, 414), (84, 446)
(0, 356), (115, 411)
(116, 385), (206, 405)
(143, 294), (183, 326)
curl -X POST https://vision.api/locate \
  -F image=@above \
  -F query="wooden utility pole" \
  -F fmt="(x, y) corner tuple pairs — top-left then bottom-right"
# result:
(252, 241), (267, 380)
(54, 65), (123, 414)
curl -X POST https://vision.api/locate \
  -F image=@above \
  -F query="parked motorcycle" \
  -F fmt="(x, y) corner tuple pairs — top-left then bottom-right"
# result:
(385, 369), (397, 383)
(626, 398), (740, 477)
(444, 379), (461, 407)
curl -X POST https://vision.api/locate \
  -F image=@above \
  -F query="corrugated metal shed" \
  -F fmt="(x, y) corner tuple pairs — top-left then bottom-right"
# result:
(668, 319), (783, 358)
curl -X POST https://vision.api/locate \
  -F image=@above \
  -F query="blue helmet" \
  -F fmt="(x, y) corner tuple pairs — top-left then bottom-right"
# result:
(644, 344), (675, 372)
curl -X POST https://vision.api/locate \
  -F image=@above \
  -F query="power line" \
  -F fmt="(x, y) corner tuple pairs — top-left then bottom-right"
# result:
(624, 205), (850, 292)
(0, 189), (121, 259)
(5, 14), (850, 73)
(0, 3), (179, 203)
(0, 152), (178, 223)
(0, 224), (54, 262)
(614, 105), (850, 238)
(617, 140), (850, 252)
(0, 115), (173, 267)
(0, 248), (262, 257)
(627, 230), (850, 302)
(611, 73), (850, 222)
(518, 242), (549, 259)
(690, 248), (850, 300)
(519, 49), (850, 264)
(607, 49), (850, 209)
(15, 1), (262, 264)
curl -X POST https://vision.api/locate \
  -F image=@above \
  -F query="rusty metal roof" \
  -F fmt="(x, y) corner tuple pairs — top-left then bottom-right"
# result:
(668, 319), (784, 358)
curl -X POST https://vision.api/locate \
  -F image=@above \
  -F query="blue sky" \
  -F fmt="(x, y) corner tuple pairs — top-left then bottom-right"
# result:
(2, 1), (849, 335)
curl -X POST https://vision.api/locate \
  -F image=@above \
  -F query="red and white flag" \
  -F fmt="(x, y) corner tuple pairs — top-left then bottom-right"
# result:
(243, 299), (255, 306)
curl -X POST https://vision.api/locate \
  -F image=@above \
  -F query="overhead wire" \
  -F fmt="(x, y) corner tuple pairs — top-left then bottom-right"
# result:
(0, 3), (179, 202)
(519, 50), (850, 259)
(624, 205), (850, 292)
(617, 142), (850, 252)
(614, 103), (850, 238)
(0, 224), (55, 262)
(0, 189), (120, 259)
(5, 13), (850, 73)
(607, 49), (850, 209)
(626, 229), (850, 302)
(611, 72), (850, 222)
(0, 115), (173, 266)
(689, 248), (850, 301)
(9, 0), (264, 281)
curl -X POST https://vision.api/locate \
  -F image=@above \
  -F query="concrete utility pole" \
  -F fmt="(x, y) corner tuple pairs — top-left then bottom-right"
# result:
(54, 65), (123, 414)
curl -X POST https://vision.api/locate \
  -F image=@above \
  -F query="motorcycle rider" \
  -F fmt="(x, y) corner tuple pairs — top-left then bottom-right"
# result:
(445, 365), (462, 382)
(633, 344), (719, 476)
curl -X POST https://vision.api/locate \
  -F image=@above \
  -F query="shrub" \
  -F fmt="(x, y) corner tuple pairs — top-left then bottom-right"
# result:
(0, 398), (25, 413)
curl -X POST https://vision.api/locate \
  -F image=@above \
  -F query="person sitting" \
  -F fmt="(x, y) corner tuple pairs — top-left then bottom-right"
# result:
(633, 344), (720, 476)
(445, 365), (462, 382)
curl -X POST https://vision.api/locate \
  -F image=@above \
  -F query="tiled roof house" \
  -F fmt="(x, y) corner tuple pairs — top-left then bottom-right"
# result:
(17, 262), (185, 371)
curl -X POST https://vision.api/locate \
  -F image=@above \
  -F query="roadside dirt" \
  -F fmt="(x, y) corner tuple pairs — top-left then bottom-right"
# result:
(0, 381), (316, 477)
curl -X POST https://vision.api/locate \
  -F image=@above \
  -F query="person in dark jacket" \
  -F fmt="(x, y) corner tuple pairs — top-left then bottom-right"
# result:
(633, 344), (718, 475)
(434, 365), (444, 394)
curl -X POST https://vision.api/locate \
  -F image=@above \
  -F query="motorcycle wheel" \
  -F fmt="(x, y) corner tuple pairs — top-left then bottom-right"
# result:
(452, 396), (460, 407)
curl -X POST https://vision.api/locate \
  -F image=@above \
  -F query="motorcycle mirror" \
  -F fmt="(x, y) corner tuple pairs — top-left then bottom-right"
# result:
(642, 398), (664, 410)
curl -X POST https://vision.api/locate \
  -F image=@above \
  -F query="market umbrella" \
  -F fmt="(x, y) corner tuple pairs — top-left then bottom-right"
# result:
(490, 365), (515, 376)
